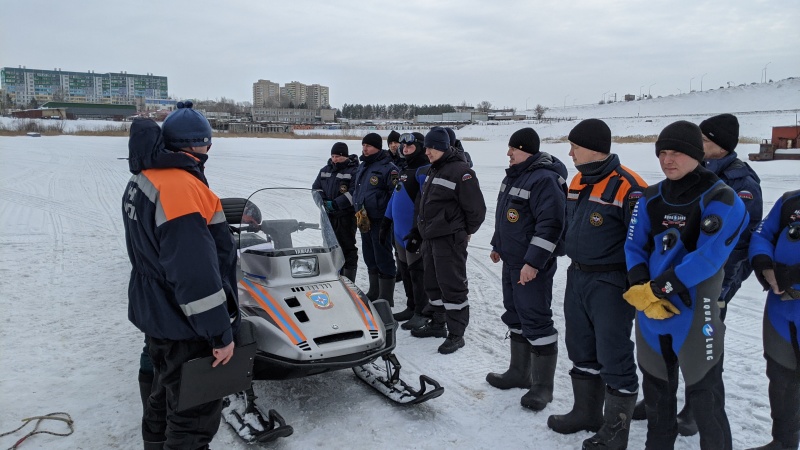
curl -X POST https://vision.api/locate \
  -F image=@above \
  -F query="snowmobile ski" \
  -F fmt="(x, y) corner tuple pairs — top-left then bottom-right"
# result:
(221, 389), (293, 444)
(353, 353), (444, 405)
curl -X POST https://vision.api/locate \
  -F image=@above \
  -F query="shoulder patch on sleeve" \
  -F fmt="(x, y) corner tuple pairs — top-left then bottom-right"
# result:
(462, 173), (473, 181)
(737, 190), (753, 200)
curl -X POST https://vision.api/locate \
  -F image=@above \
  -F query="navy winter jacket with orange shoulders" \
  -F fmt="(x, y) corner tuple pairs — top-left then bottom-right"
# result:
(122, 119), (239, 348)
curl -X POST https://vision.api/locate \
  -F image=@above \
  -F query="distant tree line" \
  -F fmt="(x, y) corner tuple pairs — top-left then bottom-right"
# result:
(338, 103), (457, 120)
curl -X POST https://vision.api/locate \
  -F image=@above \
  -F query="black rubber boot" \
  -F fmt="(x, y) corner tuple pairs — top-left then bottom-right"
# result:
(138, 370), (153, 413)
(341, 267), (357, 284)
(582, 388), (637, 450)
(401, 313), (429, 331)
(366, 271), (379, 301)
(486, 334), (533, 390)
(438, 333), (465, 354)
(411, 312), (447, 338)
(632, 398), (646, 420)
(393, 308), (414, 322)
(676, 399), (698, 436)
(377, 275), (395, 307)
(547, 370), (605, 434)
(747, 360), (800, 450)
(520, 342), (558, 411)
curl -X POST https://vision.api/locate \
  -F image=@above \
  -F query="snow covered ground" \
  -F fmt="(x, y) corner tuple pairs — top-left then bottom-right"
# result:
(1, 84), (799, 449)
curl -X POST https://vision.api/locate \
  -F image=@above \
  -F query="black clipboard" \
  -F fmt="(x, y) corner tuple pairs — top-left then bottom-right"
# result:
(176, 342), (257, 412)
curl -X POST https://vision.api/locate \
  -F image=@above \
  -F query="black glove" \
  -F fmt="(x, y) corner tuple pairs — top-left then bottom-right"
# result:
(379, 219), (393, 244)
(404, 228), (423, 253)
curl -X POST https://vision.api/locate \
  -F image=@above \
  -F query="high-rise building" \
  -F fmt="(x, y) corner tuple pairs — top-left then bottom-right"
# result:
(1, 66), (168, 107)
(281, 81), (308, 106)
(307, 84), (330, 109)
(252, 79), (280, 108)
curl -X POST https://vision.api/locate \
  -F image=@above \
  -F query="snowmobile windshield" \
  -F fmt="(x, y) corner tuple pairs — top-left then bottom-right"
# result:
(235, 188), (345, 269)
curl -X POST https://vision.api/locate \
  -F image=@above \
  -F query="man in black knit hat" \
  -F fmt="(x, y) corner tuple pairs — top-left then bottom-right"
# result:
(313, 142), (360, 282)
(486, 127), (568, 411)
(387, 130), (404, 168)
(546, 119), (647, 449)
(623, 120), (747, 449)
(410, 126), (486, 354)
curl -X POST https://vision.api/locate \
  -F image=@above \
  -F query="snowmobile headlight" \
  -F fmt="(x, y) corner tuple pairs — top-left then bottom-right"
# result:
(290, 256), (319, 278)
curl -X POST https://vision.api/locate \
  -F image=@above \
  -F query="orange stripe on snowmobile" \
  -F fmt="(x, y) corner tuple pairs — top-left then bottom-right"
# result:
(344, 283), (377, 331)
(240, 280), (306, 345)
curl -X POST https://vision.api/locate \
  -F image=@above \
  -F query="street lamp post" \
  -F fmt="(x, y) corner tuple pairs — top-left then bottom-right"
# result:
(690, 77), (695, 92)
(701, 73), (708, 92)
(763, 62), (772, 82)
(648, 83), (656, 98)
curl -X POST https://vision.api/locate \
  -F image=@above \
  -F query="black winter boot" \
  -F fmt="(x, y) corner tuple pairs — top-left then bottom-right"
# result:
(632, 398), (646, 420)
(393, 308), (414, 322)
(341, 267), (357, 284)
(138, 370), (153, 413)
(411, 312), (447, 338)
(438, 333), (465, 354)
(676, 399), (698, 436)
(377, 275), (395, 307)
(521, 342), (558, 411)
(366, 271), (379, 301)
(401, 313), (429, 330)
(747, 360), (800, 450)
(582, 388), (637, 450)
(547, 370), (605, 434)
(486, 334), (532, 390)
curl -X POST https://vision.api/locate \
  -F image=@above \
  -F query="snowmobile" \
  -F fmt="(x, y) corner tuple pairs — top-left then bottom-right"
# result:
(219, 188), (444, 444)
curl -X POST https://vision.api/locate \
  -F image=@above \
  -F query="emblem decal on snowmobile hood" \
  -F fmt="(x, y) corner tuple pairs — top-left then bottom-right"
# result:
(307, 290), (333, 309)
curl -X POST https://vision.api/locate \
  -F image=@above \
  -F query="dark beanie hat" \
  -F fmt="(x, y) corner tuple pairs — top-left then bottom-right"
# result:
(424, 126), (450, 151)
(655, 121), (704, 162)
(568, 119), (611, 154)
(362, 132), (382, 150)
(444, 127), (456, 145)
(162, 101), (212, 148)
(508, 127), (540, 154)
(331, 142), (348, 156)
(387, 130), (401, 144)
(700, 113), (739, 152)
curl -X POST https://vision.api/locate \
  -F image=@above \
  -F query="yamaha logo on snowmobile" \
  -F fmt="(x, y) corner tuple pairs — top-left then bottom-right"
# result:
(307, 290), (333, 309)
(662, 213), (687, 228)
(507, 208), (519, 223)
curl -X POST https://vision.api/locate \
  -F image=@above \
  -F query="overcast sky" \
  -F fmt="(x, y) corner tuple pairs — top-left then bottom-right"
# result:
(2, 0), (798, 110)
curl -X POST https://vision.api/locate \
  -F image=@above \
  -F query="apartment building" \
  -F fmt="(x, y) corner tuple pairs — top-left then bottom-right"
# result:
(252, 79), (280, 107)
(307, 84), (330, 109)
(1, 66), (168, 107)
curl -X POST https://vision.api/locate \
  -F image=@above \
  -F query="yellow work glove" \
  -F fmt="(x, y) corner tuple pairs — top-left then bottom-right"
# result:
(642, 299), (681, 320)
(623, 283), (660, 311)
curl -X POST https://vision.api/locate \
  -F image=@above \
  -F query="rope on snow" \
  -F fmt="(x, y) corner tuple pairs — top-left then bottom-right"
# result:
(0, 412), (74, 449)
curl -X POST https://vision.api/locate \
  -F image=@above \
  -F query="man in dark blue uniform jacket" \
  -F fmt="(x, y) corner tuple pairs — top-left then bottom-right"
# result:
(747, 189), (800, 450)
(546, 119), (647, 449)
(123, 103), (240, 449)
(312, 142), (359, 282)
(352, 133), (399, 303)
(623, 121), (746, 450)
(487, 127), (568, 412)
